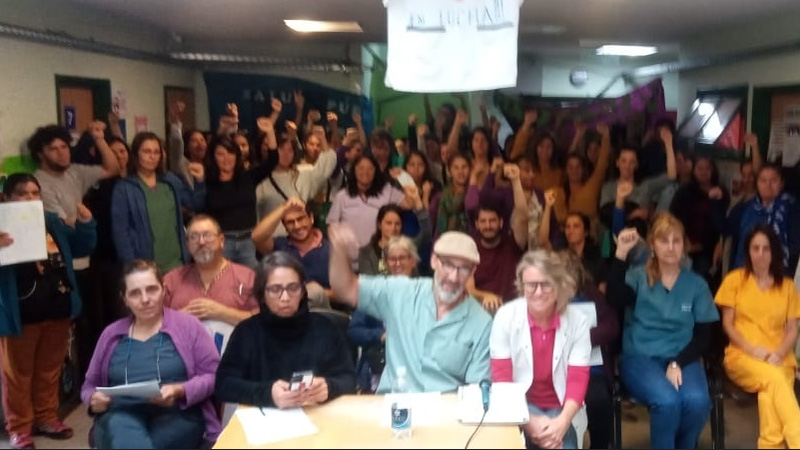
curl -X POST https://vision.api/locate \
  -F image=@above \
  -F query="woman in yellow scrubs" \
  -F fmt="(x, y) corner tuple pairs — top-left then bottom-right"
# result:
(715, 224), (800, 449)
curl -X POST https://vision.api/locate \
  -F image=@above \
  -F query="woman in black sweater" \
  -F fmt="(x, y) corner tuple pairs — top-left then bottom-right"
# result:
(215, 252), (356, 408)
(204, 135), (277, 268)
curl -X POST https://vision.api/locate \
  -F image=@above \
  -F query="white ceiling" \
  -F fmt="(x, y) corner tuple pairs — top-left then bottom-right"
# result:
(52, 0), (800, 60)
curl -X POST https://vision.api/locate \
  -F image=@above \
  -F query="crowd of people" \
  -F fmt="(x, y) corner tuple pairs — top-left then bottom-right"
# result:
(0, 92), (798, 450)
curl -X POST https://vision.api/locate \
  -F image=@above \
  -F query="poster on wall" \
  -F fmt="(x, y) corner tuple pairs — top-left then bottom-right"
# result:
(134, 116), (148, 133)
(767, 104), (800, 167)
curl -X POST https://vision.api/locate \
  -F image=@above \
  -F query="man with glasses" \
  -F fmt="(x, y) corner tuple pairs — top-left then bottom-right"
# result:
(329, 226), (491, 393)
(251, 197), (332, 308)
(163, 214), (259, 329)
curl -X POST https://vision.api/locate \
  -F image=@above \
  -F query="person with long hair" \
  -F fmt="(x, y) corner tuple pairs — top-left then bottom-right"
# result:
(82, 260), (220, 448)
(358, 202), (431, 276)
(540, 212), (606, 289)
(548, 123), (611, 227)
(430, 153), (472, 239)
(715, 225), (800, 448)
(0, 173), (96, 450)
(111, 132), (198, 273)
(670, 155), (729, 279)
(490, 250), (591, 449)
(215, 252), (356, 407)
(205, 133), (276, 267)
(608, 213), (719, 449)
(728, 164), (800, 274)
(326, 154), (409, 248)
(255, 131), (336, 238)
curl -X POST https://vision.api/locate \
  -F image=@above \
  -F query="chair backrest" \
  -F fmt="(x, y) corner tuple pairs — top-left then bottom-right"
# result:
(311, 308), (359, 366)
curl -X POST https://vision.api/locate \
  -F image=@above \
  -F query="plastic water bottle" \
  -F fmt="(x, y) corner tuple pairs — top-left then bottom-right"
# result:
(391, 366), (412, 438)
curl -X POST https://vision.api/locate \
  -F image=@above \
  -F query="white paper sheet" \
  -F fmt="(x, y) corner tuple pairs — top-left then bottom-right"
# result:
(235, 406), (318, 446)
(97, 380), (161, 399)
(570, 303), (604, 366)
(0, 200), (46, 266)
(457, 382), (529, 424)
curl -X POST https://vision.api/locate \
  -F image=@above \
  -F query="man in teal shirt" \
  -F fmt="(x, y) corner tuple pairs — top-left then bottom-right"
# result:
(330, 227), (491, 393)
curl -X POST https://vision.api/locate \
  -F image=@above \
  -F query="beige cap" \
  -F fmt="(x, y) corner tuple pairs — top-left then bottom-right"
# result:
(433, 231), (481, 265)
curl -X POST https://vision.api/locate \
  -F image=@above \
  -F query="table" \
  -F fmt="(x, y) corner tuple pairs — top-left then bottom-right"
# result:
(213, 394), (525, 449)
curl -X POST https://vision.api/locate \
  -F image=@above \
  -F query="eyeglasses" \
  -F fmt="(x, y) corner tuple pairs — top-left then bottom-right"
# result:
(187, 231), (220, 243)
(266, 282), (303, 297)
(386, 254), (411, 265)
(437, 257), (473, 277)
(522, 281), (556, 294)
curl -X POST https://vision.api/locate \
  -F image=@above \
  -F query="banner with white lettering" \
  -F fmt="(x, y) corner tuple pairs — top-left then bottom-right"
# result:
(383, 0), (524, 93)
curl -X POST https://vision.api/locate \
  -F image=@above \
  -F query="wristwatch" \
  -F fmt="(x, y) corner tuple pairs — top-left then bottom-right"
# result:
(669, 361), (679, 369)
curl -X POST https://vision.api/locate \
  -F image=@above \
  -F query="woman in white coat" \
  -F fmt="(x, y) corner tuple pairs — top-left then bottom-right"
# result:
(490, 250), (591, 449)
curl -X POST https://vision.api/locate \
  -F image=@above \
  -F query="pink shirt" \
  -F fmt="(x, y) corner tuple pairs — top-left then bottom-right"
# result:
(490, 313), (590, 410)
(163, 262), (258, 312)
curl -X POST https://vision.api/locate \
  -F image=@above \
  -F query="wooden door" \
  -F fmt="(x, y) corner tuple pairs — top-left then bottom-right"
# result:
(59, 86), (94, 142)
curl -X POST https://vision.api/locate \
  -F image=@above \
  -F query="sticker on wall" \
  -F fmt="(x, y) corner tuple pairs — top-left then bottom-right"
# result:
(134, 116), (148, 133)
(64, 106), (76, 130)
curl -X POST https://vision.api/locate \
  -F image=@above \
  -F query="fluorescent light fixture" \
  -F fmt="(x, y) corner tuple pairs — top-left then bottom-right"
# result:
(596, 45), (657, 57)
(285, 20), (362, 33)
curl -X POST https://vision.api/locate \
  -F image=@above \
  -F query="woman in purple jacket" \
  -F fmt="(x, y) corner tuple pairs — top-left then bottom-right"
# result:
(81, 260), (220, 449)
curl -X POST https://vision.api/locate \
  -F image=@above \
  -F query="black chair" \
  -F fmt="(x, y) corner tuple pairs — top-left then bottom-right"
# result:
(611, 358), (725, 449)
(311, 308), (359, 366)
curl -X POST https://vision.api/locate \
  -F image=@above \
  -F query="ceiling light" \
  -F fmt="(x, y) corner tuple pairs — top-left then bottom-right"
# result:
(284, 20), (362, 33)
(520, 24), (566, 35)
(596, 45), (657, 57)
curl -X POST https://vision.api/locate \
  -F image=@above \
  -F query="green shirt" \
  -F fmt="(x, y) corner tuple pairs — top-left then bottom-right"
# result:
(357, 276), (492, 393)
(623, 266), (719, 359)
(139, 179), (183, 273)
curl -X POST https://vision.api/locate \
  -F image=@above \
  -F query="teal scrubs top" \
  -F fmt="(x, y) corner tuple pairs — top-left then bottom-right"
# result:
(357, 276), (491, 393)
(622, 266), (719, 359)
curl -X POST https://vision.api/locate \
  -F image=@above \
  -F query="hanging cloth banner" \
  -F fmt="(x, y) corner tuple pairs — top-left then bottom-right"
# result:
(383, 0), (524, 93)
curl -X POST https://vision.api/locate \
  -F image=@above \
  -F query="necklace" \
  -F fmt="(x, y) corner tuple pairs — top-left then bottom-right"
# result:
(125, 321), (163, 385)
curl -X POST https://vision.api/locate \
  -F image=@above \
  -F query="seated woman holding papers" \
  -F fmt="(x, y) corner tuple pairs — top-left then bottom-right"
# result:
(215, 252), (356, 408)
(81, 260), (221, 449)
(489, 250), (591, 449)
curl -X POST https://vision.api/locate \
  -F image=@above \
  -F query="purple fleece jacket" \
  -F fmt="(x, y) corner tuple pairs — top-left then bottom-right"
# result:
(80, 308), (221, 442)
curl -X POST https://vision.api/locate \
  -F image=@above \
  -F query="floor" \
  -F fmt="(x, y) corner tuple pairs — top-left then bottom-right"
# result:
(0, 392), (762, 449)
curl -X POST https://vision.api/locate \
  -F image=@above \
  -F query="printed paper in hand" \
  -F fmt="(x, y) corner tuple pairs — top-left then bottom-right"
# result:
(0, 201), (46, 266)
(97, 380), (161, 399)
(570, 303), (604, 366)
(235, 407), (318, 446)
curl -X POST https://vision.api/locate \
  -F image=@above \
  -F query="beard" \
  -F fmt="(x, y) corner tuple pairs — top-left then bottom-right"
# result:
(193, 248), (215, 264)
(433, 277), (464, 305)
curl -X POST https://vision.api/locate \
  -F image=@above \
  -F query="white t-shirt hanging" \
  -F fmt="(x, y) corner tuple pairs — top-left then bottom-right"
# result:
(383, 0), (524, 93)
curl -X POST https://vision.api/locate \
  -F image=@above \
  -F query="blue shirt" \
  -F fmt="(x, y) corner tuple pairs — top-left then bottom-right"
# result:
(622, 266), (719, 359)
(274, 236), (331, 288)
(357, 276), (491, 393)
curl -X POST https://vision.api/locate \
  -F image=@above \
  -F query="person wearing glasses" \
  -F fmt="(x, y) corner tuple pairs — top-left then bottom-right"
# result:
(349, 236), (422, 392)
(82, 260), (221, 449)
(162, 215), (258, 327)
(215, 252), (356, 408)
(490, 250), (591, 449)
(112, 132), (203, 273)
(252, 197), (334, 309)
(608, 213), (719, 449)
(330, 226), (492, 393)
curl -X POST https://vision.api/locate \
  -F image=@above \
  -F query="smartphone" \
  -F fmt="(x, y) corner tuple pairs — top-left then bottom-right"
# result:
(290, 370), (313, 392)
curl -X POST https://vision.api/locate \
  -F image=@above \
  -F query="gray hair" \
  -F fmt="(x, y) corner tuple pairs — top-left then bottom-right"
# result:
(515, 249), (577, 314)
(382, 235), (420, 262)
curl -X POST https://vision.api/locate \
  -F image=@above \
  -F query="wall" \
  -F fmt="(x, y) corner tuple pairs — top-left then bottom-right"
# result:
(0, 37), (205, 165)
